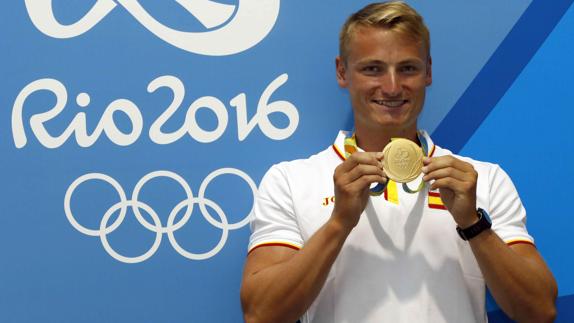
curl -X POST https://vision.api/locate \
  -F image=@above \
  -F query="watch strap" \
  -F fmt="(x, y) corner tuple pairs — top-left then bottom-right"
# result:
(457, 208), (492, 241)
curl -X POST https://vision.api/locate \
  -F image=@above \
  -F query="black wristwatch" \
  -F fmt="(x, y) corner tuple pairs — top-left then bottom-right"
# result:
(456, 208), (492, 241)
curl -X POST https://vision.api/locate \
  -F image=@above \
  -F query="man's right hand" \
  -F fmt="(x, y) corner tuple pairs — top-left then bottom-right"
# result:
(241, 152), (386, 322)
(331, 151), (387, 230)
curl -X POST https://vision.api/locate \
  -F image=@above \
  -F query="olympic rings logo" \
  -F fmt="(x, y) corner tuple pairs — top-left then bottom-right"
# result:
(64, 168), (256, 263)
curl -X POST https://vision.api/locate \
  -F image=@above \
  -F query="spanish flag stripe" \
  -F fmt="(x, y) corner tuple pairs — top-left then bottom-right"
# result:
(387, 180), (399, 205)
(506, 239), (536, 247)
(428, 195), (443, 205)
(428, 204), (447, 210)
(332, 144), (346, 161)
(428, 191), (441, 197)
(248, 242), (301, 254)
(429, 145), (436, 157)
(428, 190), (447, 210)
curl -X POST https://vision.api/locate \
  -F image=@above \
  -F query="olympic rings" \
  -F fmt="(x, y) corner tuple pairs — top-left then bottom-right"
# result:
(63, 169), (257, 263)
(199, 168), (258, 230)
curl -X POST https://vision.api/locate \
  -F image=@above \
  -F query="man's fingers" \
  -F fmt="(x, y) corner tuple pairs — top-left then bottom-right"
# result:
(423, 166), (470, 183)
(344, 174), (388, 193)
(430, 176), (476, 193)
(423, 156), (474, 174)
(333, 151), (388, 196)
(423, 156), (477, 188)
(338, 152), (383, 173)
(346, 164), (385, 183)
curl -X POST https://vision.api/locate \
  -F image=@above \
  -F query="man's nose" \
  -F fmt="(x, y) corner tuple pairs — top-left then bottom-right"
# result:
(380, 71), (401, 97)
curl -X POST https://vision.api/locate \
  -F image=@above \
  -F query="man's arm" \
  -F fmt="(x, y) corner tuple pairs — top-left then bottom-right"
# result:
(471, 231), (557, 322)
(240, 152), (386, 323)
(241, 220), (351, 323)
(422, 156), (557, 323)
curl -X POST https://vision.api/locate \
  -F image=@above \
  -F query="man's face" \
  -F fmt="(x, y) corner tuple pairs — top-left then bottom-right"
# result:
(336, 26), (432, 135)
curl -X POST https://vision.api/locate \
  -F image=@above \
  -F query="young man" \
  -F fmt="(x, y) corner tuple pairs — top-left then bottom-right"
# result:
(241, 2), (557, 322)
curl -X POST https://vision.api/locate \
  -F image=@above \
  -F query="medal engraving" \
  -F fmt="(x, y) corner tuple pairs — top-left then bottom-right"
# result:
(382, 138), (423, 183)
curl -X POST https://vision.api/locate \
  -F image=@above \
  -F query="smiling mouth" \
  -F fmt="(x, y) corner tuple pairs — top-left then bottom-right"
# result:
(372, 99), (408, 108)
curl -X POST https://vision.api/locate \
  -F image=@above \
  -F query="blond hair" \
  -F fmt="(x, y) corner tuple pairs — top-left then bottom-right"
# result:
(339, 1), (430, 62)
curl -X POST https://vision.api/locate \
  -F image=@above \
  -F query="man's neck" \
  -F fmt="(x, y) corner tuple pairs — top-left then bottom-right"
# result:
(354, 126), (418, 152)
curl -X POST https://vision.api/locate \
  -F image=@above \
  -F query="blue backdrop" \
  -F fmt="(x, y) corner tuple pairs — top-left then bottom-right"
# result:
(1, 1), (572, 322)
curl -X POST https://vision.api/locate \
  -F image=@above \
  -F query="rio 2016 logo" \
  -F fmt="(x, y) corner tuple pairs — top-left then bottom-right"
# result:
(12, 74), (298, 148)
(24, 0), (281, 56)
(18, 0), (293, 263)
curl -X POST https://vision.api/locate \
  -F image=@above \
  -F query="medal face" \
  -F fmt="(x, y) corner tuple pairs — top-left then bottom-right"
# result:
(382, 138), (424, 183)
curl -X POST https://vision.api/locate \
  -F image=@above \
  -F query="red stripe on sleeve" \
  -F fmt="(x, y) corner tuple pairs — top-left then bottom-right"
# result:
(248, 243), (301, 254)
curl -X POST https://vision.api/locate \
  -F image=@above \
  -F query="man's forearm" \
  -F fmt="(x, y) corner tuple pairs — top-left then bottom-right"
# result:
(242, 216), (352, 323)
(469, 230), (557, 322)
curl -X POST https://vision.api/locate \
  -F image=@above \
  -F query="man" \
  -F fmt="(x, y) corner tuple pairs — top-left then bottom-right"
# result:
(240, 2), (557, 322)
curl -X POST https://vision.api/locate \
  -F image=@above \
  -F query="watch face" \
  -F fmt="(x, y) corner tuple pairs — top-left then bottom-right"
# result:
(478, 208), (492, 224)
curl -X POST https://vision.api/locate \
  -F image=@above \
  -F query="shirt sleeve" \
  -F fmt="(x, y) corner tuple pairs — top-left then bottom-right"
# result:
(487, 164), (534, 245)
(248, 164), (304, 252)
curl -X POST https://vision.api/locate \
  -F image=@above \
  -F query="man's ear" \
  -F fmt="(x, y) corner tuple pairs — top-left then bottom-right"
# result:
(425, 56), (433, 86)
(336, 56), (348, 88)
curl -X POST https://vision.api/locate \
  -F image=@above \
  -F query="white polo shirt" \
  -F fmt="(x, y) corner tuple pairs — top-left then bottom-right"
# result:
(248, 130), (533, 323)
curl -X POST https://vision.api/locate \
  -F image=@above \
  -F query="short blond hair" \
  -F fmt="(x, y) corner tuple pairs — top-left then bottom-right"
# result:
(339, 1), (430, 62)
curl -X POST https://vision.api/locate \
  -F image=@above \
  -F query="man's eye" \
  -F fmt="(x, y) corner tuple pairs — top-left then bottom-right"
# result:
(400, 65), (418, 73)
(362, 66), (380, 74)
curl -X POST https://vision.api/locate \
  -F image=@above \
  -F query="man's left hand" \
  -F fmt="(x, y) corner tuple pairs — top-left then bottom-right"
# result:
(422, 156), (478, 228)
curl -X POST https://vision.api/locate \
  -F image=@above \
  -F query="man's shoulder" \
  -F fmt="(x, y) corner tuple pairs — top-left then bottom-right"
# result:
(257, 145), (339, 200)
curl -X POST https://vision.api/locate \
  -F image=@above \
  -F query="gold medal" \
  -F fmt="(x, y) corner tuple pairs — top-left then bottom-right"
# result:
(382, 138), (424, 183)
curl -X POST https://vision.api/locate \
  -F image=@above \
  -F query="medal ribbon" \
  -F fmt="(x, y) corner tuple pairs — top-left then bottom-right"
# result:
(344, 131), (431, 196)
